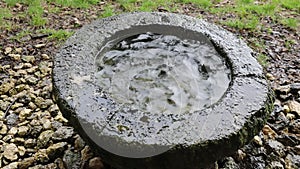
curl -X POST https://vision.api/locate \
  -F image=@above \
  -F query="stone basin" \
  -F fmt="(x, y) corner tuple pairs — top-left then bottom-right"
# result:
(53, 12), (274, 169)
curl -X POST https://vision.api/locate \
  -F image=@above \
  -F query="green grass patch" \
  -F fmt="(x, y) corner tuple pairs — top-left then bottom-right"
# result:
(46, 0), (100, 8)
(38, 29), (74, 41)
(101, 5), (115, 18)
(179, 0), (212, 8)
(0, 8), (12, 21)
(223, 16), (259, 30)
(115, 0), (179, 12)
(257, 54), (269, 67)
(280, 18), (299, 30)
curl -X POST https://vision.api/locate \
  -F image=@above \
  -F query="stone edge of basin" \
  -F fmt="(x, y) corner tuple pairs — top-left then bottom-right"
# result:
(52, 12), (274, 169)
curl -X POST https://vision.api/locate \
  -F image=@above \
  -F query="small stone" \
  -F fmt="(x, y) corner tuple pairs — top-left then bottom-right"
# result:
(26, 66), (38, 74)
(7, 127), (18, 135)
(63, 149), (81, 169)
(288, 101), (300, 116)
(285, 153), (300, 169)
(266, 73), (275, 81)
(46, 142), (67, 159)
(55, 158), (65, 169)
(28, 102), (37, 109)
(8, 54), (21, 61)
(24, 138), (36, 148)
(19, 157), (35, 169)
(88, 157), (104, 169)
(19, 108), (32, 120)
(18, 125), (30, 136)
(41, 54), (50, 60)
(253, 135), (263, 146)
(54, 112), (68, 123)
(286, 113), (295, 120)
(4, 47), (13, 55)
(10, 102), (23, 110)
(37, 130), (54, 148)
(3, 143), (18, 161)
(2, 162), (18, 169)
(283, 105), (290, 113)
(15, 47), (22, 53)
(11, 137), (25, 144)
(34, 149), (49, 163)
(266, 140), (285, 157)
(0, 123), (8, 134)
(42, 119), (52, 129)
(18, 146), (26, 156)
(262, 125), (277, 139)
(74, 134), (85, 151)
(0, 81), (15, 94)
(22, 55), (35, 63)
(52, 126), (74, 141)
(267, 161), (284, 169)
(3, 135), (13, 142)
(25, 75), (38, 85)
(294, 145), (300, 155)
(81, 146), (94, 163)
(235, 149), (246, 161)
(34, 44), (46, 48)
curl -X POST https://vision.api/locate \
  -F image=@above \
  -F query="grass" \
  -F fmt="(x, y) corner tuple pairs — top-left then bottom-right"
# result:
(1, 0), (299, 68)
(257, 54), (269, 67)
(38, 29), (74, 41)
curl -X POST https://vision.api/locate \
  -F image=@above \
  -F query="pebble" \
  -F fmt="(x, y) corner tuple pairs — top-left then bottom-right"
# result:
(8, 54), (21, 61)
(24, 138), (36, 148)
(34, 44), (46, 48)
(19, 157), (35, 169)
(7, 127), (18, 135)
(267, 161), (284, 169)
(15, 47), (22, 53)
(288, 101), (300, 116)
(18, 125), (30, 136)
(18, 146), (26, 156)
(46, 142), (67, 159)
(0, 123), (8, 134)
(22, 55), (35, 63)
(88, 157), (104, 169)
(2, 162), (18, 169)
(19, 108), (32, 121)
(262, 125), (277, 139)
(283, 104), (290, 113)
(52, 126), (74, 141)
(3, 143), (19, 161)
(37, 130), (54, 148)
(266, 140), (285, 157)
(4, 47), (13, 55)
(253, 135), (263, 146)
(34, 149), (49, 163)
(63, 149), (81, 169)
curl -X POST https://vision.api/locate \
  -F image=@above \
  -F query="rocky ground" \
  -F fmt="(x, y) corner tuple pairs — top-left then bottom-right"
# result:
(0, 1), (300, 169)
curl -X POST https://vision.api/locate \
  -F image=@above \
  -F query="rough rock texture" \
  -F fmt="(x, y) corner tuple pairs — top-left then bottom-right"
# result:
(53, 12), (274, 169)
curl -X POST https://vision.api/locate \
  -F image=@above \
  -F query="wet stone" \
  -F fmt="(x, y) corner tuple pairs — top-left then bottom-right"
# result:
(53, 12), (273, 169)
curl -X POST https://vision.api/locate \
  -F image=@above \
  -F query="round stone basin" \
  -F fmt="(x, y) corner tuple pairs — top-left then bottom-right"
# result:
(53, 12), (274, 169)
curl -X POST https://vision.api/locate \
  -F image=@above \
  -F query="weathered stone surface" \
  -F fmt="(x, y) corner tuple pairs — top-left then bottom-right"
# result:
(53, 12), (274, 169)
(3, 143), (18, 161)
